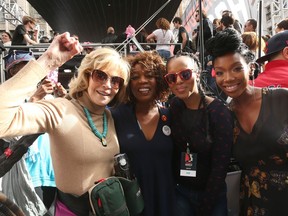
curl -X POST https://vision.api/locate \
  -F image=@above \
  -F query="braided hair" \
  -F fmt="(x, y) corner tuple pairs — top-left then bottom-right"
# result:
(167, 51), (213, 143)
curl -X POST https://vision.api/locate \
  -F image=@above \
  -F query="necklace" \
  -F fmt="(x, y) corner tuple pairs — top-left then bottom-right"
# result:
(83, 107), (108, 147)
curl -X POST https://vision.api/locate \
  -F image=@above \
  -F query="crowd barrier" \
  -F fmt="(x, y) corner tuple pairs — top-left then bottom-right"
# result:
(0, 42), (182, 84)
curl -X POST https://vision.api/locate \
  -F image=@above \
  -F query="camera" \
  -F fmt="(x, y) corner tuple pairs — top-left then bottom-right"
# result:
(114, 153), (133, 180)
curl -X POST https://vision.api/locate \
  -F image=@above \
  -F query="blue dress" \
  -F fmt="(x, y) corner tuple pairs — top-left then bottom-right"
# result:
(111, 103), (175, 216)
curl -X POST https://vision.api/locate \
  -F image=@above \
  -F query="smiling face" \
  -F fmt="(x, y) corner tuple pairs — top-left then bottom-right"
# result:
(87, 66), (124, 107)
(1, 33), (10, 43)
(129, 64), (157, 104)
(166, 56), (199, 100)
(214, 52), (250, 99)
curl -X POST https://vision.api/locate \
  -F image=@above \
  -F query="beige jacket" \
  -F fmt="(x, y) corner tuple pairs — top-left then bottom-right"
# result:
(0, 60), (119, 195)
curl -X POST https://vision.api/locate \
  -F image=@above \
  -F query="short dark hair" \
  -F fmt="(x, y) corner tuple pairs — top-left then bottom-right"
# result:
(220, 15), (235, 28)
(277, 18), (288, 30)
(247, 19), (257, 30)
(2, 31), (12, 40)
(195, 9), (207, 19)
(173, 17), (182, 25)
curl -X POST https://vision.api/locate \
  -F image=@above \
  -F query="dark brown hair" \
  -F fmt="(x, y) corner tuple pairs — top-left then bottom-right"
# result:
(125, 51), (169, 103)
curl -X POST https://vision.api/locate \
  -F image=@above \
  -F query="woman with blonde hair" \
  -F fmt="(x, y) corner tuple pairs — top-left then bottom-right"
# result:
(241, 31), (265, 60)
(0, 32), (131, 215)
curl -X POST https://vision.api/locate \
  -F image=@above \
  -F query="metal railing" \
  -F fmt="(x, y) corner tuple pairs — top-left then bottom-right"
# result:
(0, 42), (182, 83)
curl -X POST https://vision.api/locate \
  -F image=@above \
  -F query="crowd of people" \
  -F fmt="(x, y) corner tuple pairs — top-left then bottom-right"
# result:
(0, 9), (287, 216)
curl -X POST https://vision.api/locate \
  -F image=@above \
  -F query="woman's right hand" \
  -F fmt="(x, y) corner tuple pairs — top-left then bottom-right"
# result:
(37, 32), (83, 72)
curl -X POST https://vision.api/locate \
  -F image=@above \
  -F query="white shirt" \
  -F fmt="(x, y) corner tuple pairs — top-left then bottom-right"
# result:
(152, 29), (174, 51)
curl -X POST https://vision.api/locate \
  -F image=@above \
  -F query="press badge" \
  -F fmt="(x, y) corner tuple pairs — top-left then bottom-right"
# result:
(180, 143), (197, 177)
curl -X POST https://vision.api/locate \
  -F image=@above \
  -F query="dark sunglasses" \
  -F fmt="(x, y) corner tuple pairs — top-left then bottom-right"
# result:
(91, 69), (124, 89)
(164, 69), (193, 85)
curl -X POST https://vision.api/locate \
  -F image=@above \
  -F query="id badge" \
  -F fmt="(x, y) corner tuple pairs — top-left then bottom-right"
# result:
(180, 143), (197, 177)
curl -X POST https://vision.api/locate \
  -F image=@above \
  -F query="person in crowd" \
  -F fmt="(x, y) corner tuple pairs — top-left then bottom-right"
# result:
(262, 34), (271, 43)
(206, 27), (288, 216)
(71, 34), (79, 41)
(0, 32), (130, 215)
(40, 36), (50, 43)
(212, 18), (221, 35)
(1, 31), (12, 46)
(194, 10), (213, 49)
(1, 51), (66, 215)
(241, 31), (265, 61)
(221, 10), (242, 34)
(253, 30), (288, 88)
(275, 18), (288, 33)
(190, 29), (198, 53)
(111, 51), (174, 216)
(49, 31), (59, 43)
(172, 17), (192, 54)
(136, 28), (154, 51)
(1, 31), (12, 54)
(10, 15), (39, 52)
(220, 14), (235, 31)
(243, 18), (257, 32)
(165, 52), (233, 215)
(146, 18), (174, 61)
(82, 41), (95, 55)
(101, 26), (118, 44)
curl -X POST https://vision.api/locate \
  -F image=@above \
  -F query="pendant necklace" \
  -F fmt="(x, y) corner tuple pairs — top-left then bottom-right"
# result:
(83, 107), (108, 147)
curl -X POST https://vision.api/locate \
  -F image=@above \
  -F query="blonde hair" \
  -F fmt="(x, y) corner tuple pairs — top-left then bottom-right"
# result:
(68, 47), (130, 104)
(242, 31), (266, 52)
(22, 16), (36, 25)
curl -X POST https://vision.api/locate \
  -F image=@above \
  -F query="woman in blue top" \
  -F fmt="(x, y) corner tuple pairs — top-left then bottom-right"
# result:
(111, 51), (174, 216)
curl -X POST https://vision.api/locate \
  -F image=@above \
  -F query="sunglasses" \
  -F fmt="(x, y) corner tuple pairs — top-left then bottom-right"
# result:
(164, 69), (193, 85)
(91, 69), (124, 89)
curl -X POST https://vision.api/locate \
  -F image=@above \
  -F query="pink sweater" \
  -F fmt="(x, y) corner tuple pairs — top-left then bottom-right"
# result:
(0, 60), (119, 195)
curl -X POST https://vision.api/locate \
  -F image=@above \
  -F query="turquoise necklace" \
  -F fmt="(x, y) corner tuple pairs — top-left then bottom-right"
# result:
(83, 107), (108, 147)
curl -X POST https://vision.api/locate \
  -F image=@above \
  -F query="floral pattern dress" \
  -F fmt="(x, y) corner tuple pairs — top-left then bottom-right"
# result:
(233, 88), (288, 216)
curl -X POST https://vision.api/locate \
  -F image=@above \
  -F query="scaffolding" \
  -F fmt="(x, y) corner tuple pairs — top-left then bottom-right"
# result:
(264, 0), (288, 35)
(0, 0), (28, 28)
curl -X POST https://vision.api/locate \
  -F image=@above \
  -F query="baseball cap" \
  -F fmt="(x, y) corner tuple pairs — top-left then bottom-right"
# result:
(256, 30), (288, 63)
(3, 50), (35, 71)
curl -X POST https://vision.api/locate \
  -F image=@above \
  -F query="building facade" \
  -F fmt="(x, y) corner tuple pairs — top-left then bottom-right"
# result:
(175, 0), (288, 36)
(0, 0), (52, 40)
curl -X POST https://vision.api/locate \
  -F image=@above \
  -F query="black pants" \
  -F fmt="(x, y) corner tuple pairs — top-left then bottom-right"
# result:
(35, 186), (57, 210)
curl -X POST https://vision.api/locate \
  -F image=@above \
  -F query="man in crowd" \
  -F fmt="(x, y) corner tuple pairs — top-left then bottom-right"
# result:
(101, 26), (117, 44)
(244, 18), (257, 32)
(253, 30), (288, 88)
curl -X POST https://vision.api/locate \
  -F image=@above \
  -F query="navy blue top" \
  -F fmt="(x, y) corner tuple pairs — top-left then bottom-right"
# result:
(170, 97), (233, 214)
(111, 103), (174, 216)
